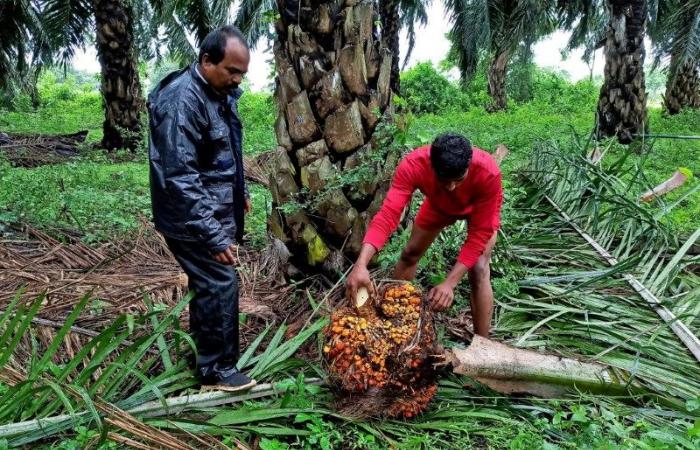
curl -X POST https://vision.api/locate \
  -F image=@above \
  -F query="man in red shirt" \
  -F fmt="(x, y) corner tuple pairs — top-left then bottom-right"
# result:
(346, 133), (503, 337)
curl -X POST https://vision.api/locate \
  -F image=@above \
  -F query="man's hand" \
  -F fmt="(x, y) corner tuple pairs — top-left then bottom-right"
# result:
(346, 265), (374, 301)
(429, 281), (456, 312)
(244, 197), (252, 214)
(213, 243), (238, 265)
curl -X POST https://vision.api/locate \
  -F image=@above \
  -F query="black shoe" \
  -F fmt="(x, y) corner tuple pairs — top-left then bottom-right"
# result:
(201, 368), (256, 392)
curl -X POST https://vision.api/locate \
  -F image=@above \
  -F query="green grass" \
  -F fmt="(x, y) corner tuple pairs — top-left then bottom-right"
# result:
(0, 72), (104, 141)
(1, 69), (698, 242)
(0, 158), (271, 246)
(0, 159), (149, 242)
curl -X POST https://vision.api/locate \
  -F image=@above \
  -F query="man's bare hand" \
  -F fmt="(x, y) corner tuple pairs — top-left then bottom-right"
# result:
(428, 281), (456, 312)
(213, 244), (238, 265)
(346, 265), (374, 301)
(244, 197), (252, 214)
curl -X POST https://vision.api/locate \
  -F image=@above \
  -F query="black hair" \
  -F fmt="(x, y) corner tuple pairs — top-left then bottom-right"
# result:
(430, 132), (473, 179)
(198, 25), (249, 64)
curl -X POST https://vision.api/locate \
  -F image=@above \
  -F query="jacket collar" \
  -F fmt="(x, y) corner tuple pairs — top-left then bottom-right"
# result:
(190, 63), (244, 102)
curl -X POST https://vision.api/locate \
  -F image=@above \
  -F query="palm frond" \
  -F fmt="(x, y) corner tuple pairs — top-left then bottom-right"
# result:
(398, 0), (431, 69)
(234, 0), (276, 49)
(649, 0), (700, 79)
(444, 0), (491, 81)
(0, 0), (45, 88)
(40, 0), (93, 67)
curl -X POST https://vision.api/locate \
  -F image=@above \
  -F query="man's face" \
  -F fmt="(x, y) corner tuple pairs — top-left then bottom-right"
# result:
(436, 171), (468, 192)
(200, 38), (250, 94)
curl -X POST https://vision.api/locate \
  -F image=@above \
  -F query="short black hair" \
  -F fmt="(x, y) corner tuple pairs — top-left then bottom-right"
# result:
(198, 25), (249, 64)
(430, 133), (473, 179)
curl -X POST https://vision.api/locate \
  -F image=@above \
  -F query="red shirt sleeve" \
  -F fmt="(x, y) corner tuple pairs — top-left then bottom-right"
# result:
(363, 158), (416, 251)
(456, 172), (503, 269)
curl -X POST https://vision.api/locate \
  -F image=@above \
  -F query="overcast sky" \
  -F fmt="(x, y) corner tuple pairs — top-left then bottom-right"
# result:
(73, 1), (610, 92)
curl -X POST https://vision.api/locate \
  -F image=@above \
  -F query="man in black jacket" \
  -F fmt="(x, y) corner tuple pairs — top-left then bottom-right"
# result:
(148, 25), (254, 391)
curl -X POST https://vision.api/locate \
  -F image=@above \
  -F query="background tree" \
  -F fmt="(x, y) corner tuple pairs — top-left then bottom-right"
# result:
(595, 0), (649, 143)
(0, 0), (48, 107)
(649, 0), (700, 114)
(37, 0), (143, 150)
(444, 0), (557, 111)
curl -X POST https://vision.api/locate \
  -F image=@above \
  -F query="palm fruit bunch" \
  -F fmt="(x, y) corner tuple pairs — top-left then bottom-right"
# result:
(323, 282), (439, 419)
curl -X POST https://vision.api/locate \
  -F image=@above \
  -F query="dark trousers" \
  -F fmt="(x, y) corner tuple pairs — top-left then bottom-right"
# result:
(165, 237), (240, 380)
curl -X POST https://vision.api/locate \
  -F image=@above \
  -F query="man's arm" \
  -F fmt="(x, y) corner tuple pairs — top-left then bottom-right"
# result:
(160, 102), (234, 256)
(362, 159), (417, 251)
(346, 159), (416, 299)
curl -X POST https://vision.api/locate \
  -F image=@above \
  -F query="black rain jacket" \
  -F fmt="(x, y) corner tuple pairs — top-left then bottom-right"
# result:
(148, 63), (248, 253)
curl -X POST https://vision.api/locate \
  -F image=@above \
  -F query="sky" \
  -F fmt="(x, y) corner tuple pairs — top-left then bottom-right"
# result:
(72, 1), (609, 92)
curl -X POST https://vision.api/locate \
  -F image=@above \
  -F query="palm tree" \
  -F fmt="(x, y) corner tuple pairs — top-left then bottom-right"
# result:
(0, 0), (48, 106)
(380, 0), (402, 93)
(227, 0), (400, 267)
(444, 0), (557, 111)
(649, 0), (700, 114)
(32, 0), (144, 151)
(595, 0), (649, 143)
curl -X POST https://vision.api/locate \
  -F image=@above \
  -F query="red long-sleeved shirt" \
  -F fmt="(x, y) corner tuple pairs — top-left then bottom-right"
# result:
(363, 145), (503, 269)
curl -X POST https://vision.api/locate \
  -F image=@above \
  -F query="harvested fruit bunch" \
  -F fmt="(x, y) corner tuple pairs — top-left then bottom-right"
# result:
(323, 282), (440, 419)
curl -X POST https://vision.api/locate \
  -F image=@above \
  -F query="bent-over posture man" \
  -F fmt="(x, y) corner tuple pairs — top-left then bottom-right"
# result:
(148, 26), (255, 391)
(346, 133), (503, 336)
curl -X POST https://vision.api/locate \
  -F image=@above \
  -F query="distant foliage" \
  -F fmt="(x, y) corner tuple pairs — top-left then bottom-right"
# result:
(400, 62), (471, 114)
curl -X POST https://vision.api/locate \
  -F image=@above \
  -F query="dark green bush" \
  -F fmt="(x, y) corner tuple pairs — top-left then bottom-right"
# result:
(400, 62), (470, 114)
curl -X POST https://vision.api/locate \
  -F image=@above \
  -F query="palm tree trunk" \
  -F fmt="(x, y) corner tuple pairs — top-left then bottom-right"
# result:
(380, 0), (401, 94)
(664, 57), (700, 115)
(487, 48), (509, 112)
(92, 0), (144, 151)
(596, 0), (648, 144)
(269, 0), (395, 270)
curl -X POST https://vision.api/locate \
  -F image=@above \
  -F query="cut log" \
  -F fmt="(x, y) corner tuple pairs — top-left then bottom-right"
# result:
(313, 68), (349, 119)
(286, 91), (320, 145)
(268, 208), (288, 242)
(640, 168), (691, 202)
(344, 144), (378, 200)
(347, 211), (369, 255)
(358, 96), (380, 131)
(287, 25), (321, 62)
(493, 144), (509, 166)
(324, 100), (365, 153)
(338, 45), (368, 96)
(296, 139), (329, 166)
(273, 40), (293, 72)
(448, 336), (636, 397)
(314, 3), (334, 34)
